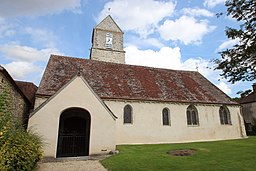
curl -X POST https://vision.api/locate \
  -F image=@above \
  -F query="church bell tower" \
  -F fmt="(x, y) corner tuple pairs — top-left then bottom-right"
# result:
(90, 15), (125, 64)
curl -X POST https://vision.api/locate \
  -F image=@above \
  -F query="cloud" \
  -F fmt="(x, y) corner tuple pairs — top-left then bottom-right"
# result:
(3, 61), (42, 80)
(0, 43), (60, 62)
(125, 46), (182, 69)
(97, 0), (176, 37)
(216, 38), (239, 52)
(0, 0), (81, 18)
(0, 43), (60, 82)
(126, 36), (165, 49)
(158, 16), (216, 45)
(0, 19), (16, 38)
(181, 58), (213, 78)
(24, 27), (57, 48)
(182, 8), (214, 17)
(125, 45), (213, 77)
(0, 22), (61, 83)
(204, 0), (225, 8)
(216, 81), (232, 95)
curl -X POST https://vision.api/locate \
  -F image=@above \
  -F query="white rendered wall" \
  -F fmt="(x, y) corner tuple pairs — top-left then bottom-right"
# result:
(28, 76), (116, 158)
(104, 100), (246, 144)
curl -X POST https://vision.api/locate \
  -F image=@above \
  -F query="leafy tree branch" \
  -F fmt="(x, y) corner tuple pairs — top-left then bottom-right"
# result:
(215, 0), (256, 83)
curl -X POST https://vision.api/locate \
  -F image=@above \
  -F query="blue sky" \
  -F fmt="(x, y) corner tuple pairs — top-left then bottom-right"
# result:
(0, 0), (253, 97)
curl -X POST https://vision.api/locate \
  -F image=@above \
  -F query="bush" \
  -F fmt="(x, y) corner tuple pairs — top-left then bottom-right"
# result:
(0, 83), (43, 170)
(0, 129), (43, 171)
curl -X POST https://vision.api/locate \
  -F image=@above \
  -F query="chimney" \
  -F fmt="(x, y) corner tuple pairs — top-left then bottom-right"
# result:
(241, 93), (246, 98)
(252, 83), (256, 92)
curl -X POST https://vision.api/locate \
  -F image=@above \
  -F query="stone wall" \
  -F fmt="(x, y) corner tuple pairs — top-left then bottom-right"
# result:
(90, 15), (125, 64)
(90, 29), (125, 64)
(90, 48), (125, 64)
(241, 102), (256, 133)
(241, 102), (256, 123)
(0, 72), (28, 124)
(92, 29), (124, 51)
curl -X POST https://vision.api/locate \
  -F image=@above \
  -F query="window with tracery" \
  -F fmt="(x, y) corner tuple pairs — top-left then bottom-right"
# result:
(219, 106), (231, 125)
(187, 105), (199, 126)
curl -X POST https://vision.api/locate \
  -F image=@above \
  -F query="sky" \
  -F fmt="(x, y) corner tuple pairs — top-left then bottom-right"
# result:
(0, 0), (253, 97)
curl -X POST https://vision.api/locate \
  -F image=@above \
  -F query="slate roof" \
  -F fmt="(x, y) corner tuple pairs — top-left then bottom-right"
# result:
(15, 81), (38, 108)
(36, 55), (237, 105)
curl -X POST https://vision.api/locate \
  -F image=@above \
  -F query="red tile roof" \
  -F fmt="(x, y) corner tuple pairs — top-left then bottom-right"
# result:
(15, 81), (38, 108)
(36, 55), (237, 105)
(239, 92), (256, 104)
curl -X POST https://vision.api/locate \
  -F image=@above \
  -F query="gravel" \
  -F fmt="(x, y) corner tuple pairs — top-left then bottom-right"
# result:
(36, 156), (109, 171)
(36, 160), (107, 171)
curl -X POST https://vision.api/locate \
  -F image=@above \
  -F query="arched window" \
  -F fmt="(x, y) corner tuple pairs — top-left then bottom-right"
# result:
(187, 105), (199, 126)
(124, 105), (132, 124)
(162, 108), (170, 126)
(219, 106), (231, 125)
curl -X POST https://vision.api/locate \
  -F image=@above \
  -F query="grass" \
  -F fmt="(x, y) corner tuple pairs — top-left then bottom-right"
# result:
(101, 136), (256, 171)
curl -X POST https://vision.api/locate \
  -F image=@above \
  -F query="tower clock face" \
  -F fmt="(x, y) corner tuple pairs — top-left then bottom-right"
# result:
(105, 33), (113, 49)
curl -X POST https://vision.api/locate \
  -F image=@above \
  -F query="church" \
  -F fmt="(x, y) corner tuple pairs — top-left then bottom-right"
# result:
(27, 16), (246, 158)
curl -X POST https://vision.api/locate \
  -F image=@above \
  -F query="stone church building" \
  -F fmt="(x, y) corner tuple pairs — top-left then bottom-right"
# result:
(28, 16), (246, 158)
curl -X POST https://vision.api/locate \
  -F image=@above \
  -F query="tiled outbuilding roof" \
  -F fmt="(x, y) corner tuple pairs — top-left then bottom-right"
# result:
(36, 55), (237, 105)
(15, 81), (38, 108)
(239, 92), (256, 104)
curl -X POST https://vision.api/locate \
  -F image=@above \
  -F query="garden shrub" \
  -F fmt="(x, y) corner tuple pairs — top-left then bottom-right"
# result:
(0, 129), (43, 171)
(0, 83), (43, 171)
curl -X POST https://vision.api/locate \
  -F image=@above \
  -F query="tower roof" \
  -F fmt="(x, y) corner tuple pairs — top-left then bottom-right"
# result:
(94, 15), (123, 33)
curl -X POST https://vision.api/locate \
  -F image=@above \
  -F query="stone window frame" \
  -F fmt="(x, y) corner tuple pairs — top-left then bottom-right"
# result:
(162, 107), (171, 126)
(219, 105), (232, 125)
(123, 104), (133, 124)
(186, 105), (199, 126)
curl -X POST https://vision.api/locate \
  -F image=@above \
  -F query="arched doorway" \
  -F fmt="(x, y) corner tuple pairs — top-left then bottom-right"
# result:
(57, 108), (91, 157)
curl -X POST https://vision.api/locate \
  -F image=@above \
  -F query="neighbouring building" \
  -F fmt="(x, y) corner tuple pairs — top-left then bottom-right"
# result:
(28, 15), (246, 158)
(239, 84), (256, 134)
(0, 65), (37, 127)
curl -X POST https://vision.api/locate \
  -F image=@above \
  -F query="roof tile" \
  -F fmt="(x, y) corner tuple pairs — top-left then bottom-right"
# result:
(36, 55), (237, 105)
(15, 81), (38, 107)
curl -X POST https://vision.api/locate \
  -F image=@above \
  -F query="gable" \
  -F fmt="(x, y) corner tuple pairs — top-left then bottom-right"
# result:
(95, 15), (123, 33)
(37, 55), (237, 105)
(32, 74), (117, 120)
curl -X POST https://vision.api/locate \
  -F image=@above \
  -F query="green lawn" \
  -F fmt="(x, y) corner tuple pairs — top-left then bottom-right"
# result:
(101, 136), (256, 171)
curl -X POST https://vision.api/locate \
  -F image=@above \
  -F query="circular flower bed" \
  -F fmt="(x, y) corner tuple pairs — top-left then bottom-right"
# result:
(167, 149), (196, 156)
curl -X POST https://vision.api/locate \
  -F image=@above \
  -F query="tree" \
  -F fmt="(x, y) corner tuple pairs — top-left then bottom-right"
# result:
(215, 0), (256, 83)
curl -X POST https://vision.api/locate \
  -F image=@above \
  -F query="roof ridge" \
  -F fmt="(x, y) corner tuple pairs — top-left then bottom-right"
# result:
(15, 80), (37, 85)
(50, 54), (199, 73)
